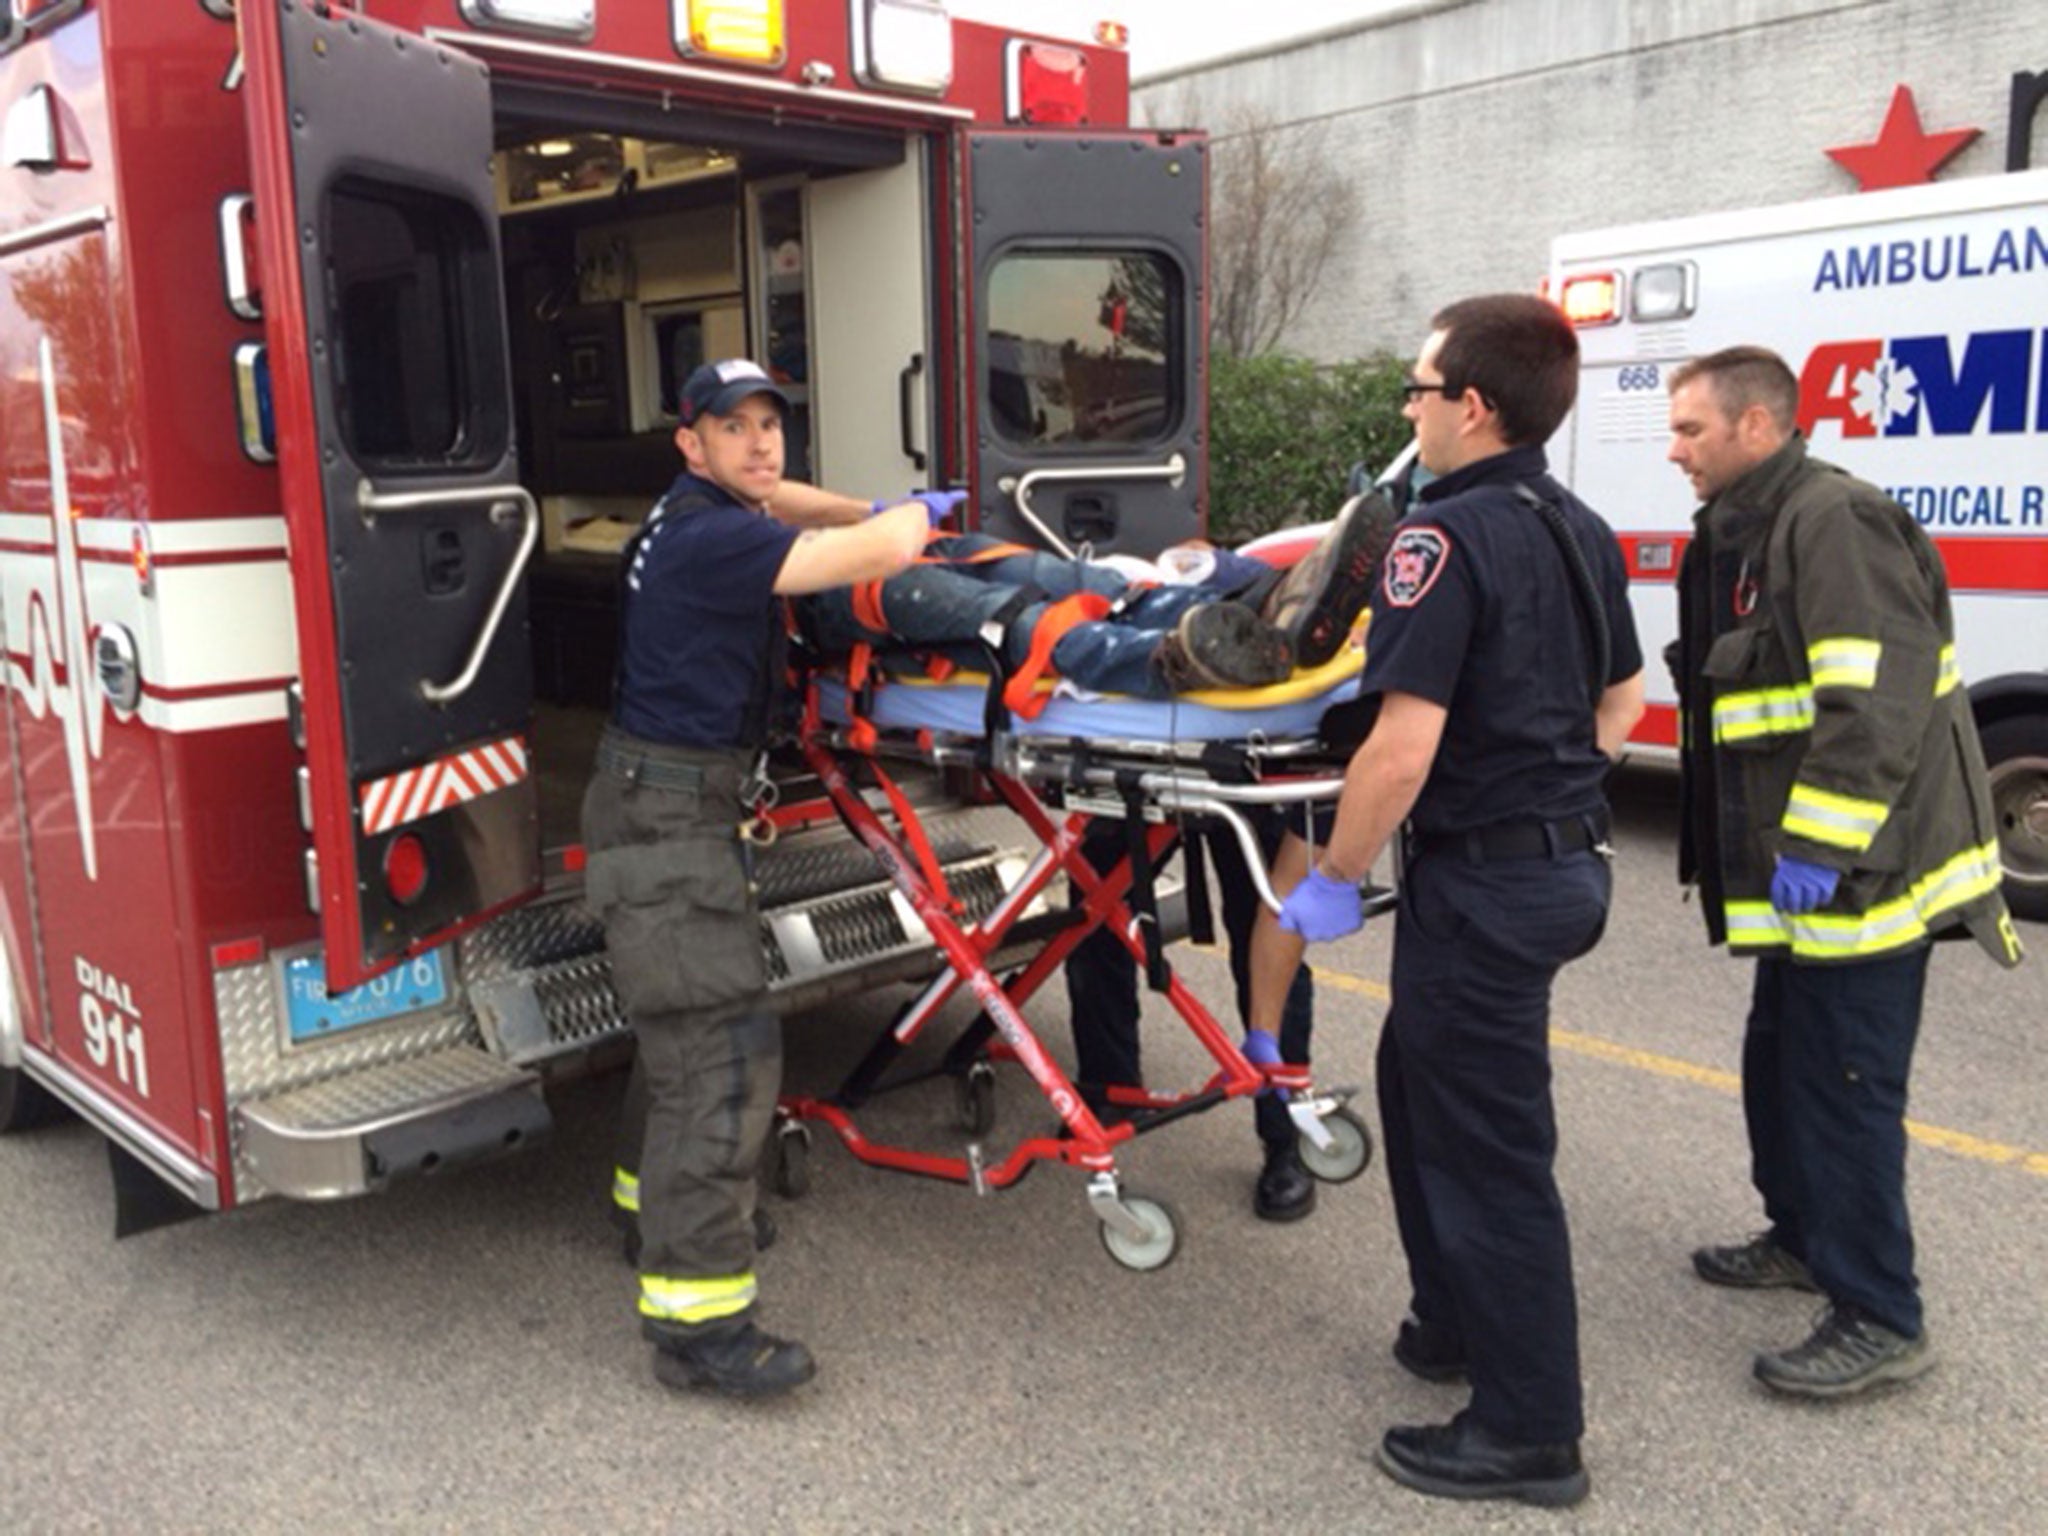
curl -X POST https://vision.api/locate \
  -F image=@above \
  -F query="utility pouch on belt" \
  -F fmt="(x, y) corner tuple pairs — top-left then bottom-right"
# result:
(586, 836), (766, 1018)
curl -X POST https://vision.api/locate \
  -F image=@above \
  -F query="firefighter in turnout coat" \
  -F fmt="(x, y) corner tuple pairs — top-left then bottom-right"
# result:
(1666, 345), (2022, 1400)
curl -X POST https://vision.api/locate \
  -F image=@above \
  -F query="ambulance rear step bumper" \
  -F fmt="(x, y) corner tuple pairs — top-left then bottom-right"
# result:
(236, 1045), (549, 1201)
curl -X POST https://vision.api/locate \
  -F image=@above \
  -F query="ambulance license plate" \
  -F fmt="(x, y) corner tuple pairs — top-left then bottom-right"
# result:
(283, 951), (449, 1044)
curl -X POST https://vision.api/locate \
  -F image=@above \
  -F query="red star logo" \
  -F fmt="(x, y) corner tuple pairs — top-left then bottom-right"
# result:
(1825, 85), (1980, 191)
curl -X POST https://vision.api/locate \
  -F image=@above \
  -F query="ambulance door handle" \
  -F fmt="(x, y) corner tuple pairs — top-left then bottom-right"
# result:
(998, 454), (1186, 561)
(219, 194), (260, 320)
(354, 479), (539, 705)
(898, 353), (927, 472)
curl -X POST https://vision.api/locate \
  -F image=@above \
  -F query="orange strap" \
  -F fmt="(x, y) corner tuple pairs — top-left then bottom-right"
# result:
(843, 641), (878, 751)
(870, 757), (956, 911)
(1002, 591), (1112, 720)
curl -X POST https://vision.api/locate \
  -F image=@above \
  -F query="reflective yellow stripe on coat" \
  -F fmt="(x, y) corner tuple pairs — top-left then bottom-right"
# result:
(1724, 839), (2005, 959)
(1805, 635), (1881, 691)
(1712, 685), (1814, 743)
(640, 1272), (759, 1325)
(613, 1166), (641, 1214)
(1782, 782), (1889, 852)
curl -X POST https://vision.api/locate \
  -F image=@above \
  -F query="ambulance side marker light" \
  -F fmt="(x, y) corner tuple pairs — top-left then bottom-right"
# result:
(1559, 271), (1622, 327)
(211, 937), (267, 971)
(1095, 20), (1130, 49)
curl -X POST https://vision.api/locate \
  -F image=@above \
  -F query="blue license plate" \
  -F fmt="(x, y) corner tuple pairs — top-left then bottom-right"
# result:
(283, 951), (449, 1044)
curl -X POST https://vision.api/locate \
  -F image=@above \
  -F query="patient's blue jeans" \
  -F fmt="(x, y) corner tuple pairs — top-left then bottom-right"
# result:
(803, 536), (1266, 698)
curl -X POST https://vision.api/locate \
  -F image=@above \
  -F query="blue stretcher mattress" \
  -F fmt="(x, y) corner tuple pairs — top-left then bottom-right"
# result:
(814, 650), (1363, 742)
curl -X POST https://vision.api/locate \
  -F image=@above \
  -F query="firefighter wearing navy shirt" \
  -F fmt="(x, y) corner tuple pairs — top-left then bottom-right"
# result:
(1256, 295), (1644, 1507)
(582, 359), (934, 1398)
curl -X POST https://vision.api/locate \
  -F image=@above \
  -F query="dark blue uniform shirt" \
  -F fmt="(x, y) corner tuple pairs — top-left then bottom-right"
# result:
(1359, 444), (1641, 834)
(613, 472), (799, 749)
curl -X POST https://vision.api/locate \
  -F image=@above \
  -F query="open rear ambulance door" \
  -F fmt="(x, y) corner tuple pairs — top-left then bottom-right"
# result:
(241, 2), (538, 992)
(961, 130), (1208, 558)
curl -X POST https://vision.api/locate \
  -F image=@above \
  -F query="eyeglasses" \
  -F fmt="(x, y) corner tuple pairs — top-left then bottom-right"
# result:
(1401, 379), (1460, 403)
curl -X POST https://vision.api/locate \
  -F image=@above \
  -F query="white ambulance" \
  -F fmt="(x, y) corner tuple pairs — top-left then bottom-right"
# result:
(1549, 168), (2048, 920)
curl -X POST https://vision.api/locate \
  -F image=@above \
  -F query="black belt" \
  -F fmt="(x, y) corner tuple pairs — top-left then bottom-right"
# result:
(1410, 813), (1608, 865)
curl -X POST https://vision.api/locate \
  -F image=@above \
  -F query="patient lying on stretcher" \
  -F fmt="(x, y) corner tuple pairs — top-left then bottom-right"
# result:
(800, 493), (1395, 699)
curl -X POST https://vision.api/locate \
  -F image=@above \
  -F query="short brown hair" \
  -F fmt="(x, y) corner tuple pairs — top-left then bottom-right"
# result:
(1670, 346), (1799, 433)
(1430, 294), (1580, 446)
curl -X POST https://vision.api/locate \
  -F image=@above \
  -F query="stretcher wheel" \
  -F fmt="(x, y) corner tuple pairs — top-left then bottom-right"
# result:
(1298, 1105), (1372, 1184)
(1098, 1192), (1181, 1273)
(768, 1121), (812, 1199)
(955, 1060), (997, 1136)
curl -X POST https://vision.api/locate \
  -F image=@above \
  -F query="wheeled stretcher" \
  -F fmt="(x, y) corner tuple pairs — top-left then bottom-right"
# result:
(772, 644), (1392, 1271)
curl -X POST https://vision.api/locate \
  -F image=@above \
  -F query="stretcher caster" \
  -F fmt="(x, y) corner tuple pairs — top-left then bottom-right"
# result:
(955, 1059), (997, 1137)
(1087, 1173), (1181, 1273)
(1297, 1104), (1373, 1184)
(768, 1120), (812, 1199)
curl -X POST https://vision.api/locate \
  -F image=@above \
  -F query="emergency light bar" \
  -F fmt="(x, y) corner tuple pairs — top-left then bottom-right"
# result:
(676, 0), (787, 67)
(458, 0), (597, 41)
(1558, 270), (1622, 327)
(1006, 39), (1088, 125)
(853, 0), (953, 96)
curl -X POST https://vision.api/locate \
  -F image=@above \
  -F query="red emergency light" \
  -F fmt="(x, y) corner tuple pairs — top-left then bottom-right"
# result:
(1559, 271), (1622, 327)
(384, 834), (430, 907)
(1009, 41), (1089, 126)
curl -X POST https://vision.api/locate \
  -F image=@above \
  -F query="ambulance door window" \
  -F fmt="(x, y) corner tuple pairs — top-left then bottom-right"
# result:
(986, 251), (1176, 449)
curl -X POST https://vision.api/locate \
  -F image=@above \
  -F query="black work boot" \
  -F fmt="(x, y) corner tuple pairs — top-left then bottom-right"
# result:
(1753, 1303), (1934, 1398)
(1259, 487), (1398, 666)
(1691, 1233), (1817, 1291)
(1253, 1140), (1316, 1222)
(1375, 1411), (1589, 1508)
(1157, 604), (1295, 691)
(646, 1315), (816, 1399)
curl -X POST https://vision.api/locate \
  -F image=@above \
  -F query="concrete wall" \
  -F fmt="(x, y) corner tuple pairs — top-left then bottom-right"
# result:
(1137, 0), (2041, 359)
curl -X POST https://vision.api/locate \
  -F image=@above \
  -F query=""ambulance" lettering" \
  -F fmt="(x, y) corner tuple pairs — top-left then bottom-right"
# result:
(1797, 330), (2048, 439)
(1811, 225), (2048, 290)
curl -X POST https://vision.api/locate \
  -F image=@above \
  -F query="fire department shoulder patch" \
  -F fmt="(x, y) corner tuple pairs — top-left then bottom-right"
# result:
(1382, 526), (1452, 608)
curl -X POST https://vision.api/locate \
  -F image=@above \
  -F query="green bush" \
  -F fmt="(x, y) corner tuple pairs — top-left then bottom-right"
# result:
(1205, 351), (1412, 544)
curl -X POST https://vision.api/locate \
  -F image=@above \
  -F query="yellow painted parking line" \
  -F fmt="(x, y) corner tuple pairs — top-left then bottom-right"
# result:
(1304, 963), (2048, 1179)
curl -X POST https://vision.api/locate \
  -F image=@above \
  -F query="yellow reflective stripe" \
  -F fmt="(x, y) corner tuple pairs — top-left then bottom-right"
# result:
(1935, 645), (1962, 698)
(639, 1272), (758, 1324)
(1712, 685), (1814, 743)
(613, 1166), (641, 1214)
(1806, 635), (1880, 691)
(1723, 839), (2004, 959)
(1782, 782), (1888, 852)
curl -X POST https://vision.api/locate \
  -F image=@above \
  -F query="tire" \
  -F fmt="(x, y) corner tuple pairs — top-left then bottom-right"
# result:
(1980, 713), (2048, 924)
(1298, 1105), (1374, 1184)
(1097, 1191), (1181, 1273)
(955, 1060), (997, 1137)
(0, 1061), (67, 1134)
(768, 1121), (812, 1200)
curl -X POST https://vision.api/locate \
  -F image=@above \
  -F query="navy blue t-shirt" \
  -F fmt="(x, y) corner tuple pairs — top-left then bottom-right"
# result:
(613, 473), (800, 749)
(1359, 444), (1642, 834)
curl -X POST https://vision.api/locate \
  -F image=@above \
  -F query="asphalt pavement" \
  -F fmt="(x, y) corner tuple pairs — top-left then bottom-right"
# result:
(3, 765), (2044, 1533)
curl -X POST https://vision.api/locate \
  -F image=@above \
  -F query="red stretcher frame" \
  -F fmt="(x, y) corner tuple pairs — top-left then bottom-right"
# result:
(780, 726), (1375, 1271)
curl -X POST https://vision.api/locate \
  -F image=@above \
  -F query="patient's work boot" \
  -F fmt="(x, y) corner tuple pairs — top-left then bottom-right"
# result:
(1157, 603), (1295, 691)
(1253, 1140), (1317, 1222)
(647, 1315), (816, 1399)
(1259, 487), (1398, 667)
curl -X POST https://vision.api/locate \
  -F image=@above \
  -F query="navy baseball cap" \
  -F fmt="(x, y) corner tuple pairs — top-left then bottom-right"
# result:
(678, 358), (790, 425)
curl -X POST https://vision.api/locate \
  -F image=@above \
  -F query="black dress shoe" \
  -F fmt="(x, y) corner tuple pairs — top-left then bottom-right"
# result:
(1392, 1315), (1467, 1383)
(1253, 1141), (1317, 1222)
(1375, 1412), (1588, 1508)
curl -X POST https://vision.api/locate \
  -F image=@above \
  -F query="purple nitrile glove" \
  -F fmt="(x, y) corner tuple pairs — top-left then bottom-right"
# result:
(1243, 1028), (1309, 1099)
(872, 490), (966, 528)
(1278, 868), (1364, 943)
(1770, 854), (1841, 915)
